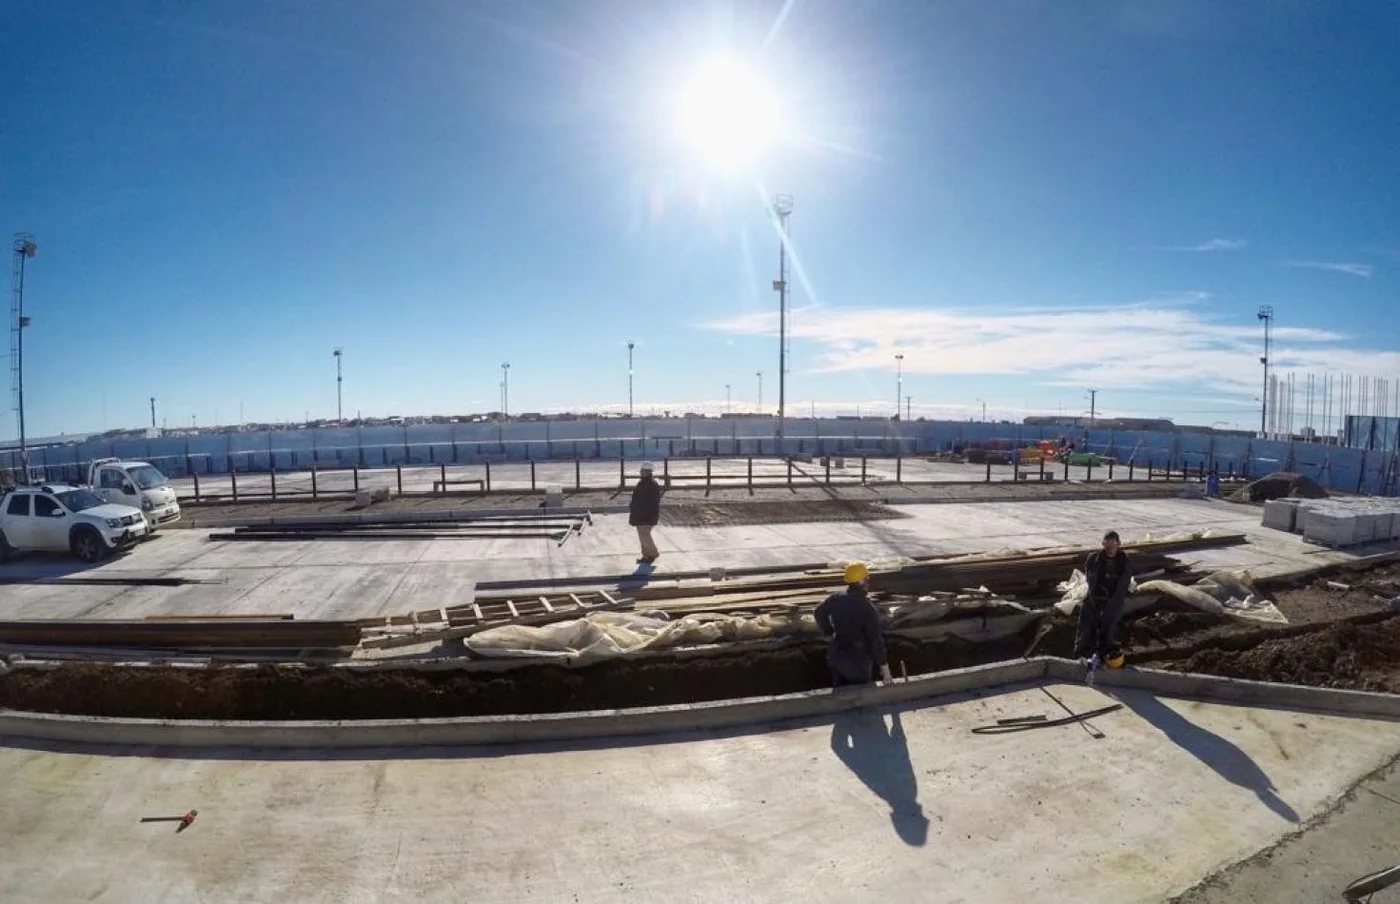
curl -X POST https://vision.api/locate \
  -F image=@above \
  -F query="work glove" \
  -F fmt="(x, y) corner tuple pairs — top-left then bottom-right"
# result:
(880, 664), (894, 686)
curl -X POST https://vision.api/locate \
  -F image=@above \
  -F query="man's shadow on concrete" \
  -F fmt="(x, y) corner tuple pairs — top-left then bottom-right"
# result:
(1108, 689), (1299, 824)
(830, 708), (930, 846)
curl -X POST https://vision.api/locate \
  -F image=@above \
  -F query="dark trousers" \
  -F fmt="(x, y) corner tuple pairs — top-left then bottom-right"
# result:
(1075, 595), (1124, 659)
(830, 661), (876, 687)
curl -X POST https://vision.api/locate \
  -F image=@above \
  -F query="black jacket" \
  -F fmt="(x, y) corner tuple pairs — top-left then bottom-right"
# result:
(1084, 550), (1131, 607)
(629, 476), (661, 526)
(815, 589), (888, 677)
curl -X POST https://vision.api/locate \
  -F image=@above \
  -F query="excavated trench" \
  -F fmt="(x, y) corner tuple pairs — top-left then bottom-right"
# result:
(2, 563), (1397, 722)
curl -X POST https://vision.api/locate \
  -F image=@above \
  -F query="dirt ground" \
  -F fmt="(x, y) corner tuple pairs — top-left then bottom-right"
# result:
(0, 631), (1030, 721)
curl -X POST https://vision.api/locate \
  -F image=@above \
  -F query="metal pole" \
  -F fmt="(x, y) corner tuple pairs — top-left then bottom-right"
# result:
(627, 341), (634, 418)
(895, 354), (903, 419)
(12, 235), (37, 479)
(333, 348), (343, 423)
(725, 384), (731, 415)
(1258, 306), (1273, 435)
(773, 194), (792, 440)
(150, 397), (156, 429)
(501, 362), (510, 417)
(757, 371), (763, 414)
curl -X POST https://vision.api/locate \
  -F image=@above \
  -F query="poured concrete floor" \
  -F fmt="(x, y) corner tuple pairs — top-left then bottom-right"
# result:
(0, 498), (1387, 621)
(1, 683), (1398, 903)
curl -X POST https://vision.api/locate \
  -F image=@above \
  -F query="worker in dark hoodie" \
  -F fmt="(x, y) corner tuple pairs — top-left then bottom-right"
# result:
(815, 562), (894, 687)
(1076, 530), (1131, 670)
(628, 461), (662, 564)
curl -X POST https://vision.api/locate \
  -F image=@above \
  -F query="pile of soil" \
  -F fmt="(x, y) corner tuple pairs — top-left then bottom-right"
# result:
(1229, 470), (1329, 503)
(0, 631), (1032, 721)
(663, 499), (907, 527)
(1171, 616), (1400, 693)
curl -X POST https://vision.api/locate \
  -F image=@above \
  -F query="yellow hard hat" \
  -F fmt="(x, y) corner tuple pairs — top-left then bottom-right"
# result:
(1105, 651), (1126, 669)
(843, 562), (870, 584)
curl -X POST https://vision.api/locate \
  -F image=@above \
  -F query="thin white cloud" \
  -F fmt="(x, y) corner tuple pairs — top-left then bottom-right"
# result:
(1284, 261), (1374, 278)
(1161, 239), (1247, 252)
(704, 303), (1400, 399)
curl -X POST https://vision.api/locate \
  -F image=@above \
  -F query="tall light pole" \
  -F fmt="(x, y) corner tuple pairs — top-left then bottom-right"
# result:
(332, 348), (343, 423)
(725, 383), (731, 415)
(501, 362), (510, 416)
(757, 371), (763, 414)
(906, 396), (912, 422)
(150, 397), (156, 429)
(627, 341), (635, 417)
(977, 398), (986, 423)
(1258, 306), (1273, 437)
(11, 235), (36, 478)
(1087, 389), (1097, 426)
(772, 195), (793, 440)
(895, 353), (904, 419)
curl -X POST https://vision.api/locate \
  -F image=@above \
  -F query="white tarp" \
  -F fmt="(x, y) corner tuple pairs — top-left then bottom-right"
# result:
(464, 611), (812, 664)
(1137, 570), (1288, 625)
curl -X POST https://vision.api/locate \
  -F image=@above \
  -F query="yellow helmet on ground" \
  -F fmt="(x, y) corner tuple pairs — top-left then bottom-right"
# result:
(1104, 651), (1126, 669)
(843, 562), (870, 584)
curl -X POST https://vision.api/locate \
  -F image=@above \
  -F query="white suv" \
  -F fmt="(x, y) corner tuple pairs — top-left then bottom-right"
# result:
(0, 484), (149, 564)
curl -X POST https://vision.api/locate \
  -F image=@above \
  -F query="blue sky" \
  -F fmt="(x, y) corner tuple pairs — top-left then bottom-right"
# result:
(2, 0), (1398, 439)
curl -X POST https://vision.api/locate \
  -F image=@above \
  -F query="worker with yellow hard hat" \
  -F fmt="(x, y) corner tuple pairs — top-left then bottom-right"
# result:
(814, 561), (894, 687)
(1077, 530), (1131, 676)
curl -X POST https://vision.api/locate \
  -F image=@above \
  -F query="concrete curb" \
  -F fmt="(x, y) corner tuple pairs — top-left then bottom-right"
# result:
(0, 659), (1048, 750)
(5, 657), (1400, 752)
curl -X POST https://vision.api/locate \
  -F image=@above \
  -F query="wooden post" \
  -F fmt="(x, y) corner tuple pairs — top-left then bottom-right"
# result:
(986, 460), (992, 482)
(575, 457), (581, 490)
(1086, 459), (1093, 482)
(896, 456), (902, 483)
(270, 465), (277, 499)
(1039, 457), (1046, 481)
(1062, 457), (1069, 482)
(747, 457), (754, 490)
(439, 463), (446, 493)
(231, 467), (238, 503)
(353, 467), (359, 494)
(1108, 461), (1114, 482)
(531, 460), (537, 491)
(310, 467), (317, 500)
(619, 457), (625, 489)
(193, 471), (201, 503)
(485, 461), (492, 492)
(1146, 460), (1152, 481)
(706, 456), (713, 490)
(397, 465), (403, 496)
(861, 456), (868, 484)
(825, 456), (832, 484)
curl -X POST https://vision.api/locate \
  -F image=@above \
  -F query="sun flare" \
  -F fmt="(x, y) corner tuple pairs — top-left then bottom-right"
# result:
(674, 57), (781, 169)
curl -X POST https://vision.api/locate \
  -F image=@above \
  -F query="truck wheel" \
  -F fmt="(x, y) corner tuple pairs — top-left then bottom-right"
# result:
(71, 528), (108, 564)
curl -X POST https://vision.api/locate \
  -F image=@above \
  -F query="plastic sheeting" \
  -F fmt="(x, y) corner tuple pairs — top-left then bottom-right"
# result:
(465, 611), (813, 664)
(1137, 570), (1288, 625)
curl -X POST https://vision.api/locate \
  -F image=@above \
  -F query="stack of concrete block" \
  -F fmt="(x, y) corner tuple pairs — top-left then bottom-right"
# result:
(1262, 498), (1301, 532)
(1268, 497), (1400, 547)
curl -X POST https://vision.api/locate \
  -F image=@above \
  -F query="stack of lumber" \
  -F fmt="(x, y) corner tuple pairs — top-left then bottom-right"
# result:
(585, 534), (1246, 615)
(357, 589), (634, 650)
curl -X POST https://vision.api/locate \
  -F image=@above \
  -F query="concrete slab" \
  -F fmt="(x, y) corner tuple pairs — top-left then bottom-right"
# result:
(0, 498), (1386, 622)
(0, 683), (1396, 903)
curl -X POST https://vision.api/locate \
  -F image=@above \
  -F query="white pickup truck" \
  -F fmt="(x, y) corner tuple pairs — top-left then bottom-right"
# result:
(0, 484), (149, 563)
(88, 458), (181, 528)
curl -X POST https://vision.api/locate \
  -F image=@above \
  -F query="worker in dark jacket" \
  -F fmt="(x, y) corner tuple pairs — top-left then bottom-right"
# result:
(1076, 530), (1131, 668)
(815, 562), (894, 687)
(629, 462), (662, 563)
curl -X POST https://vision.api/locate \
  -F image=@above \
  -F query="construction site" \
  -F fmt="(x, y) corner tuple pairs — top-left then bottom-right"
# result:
(3, 456), (1400, 902)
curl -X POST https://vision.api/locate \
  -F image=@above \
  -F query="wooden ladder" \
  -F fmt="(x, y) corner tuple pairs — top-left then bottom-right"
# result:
(360, 589), (633, 650)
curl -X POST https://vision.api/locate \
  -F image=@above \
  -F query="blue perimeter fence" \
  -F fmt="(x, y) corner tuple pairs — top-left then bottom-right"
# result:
(3, 418), (1397, 497)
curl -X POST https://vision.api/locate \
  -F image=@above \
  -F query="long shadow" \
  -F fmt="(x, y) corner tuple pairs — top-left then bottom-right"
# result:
(616, 560), (655, 592)
(1108, 688), (1299, 823)
(829, 708), (930, 846)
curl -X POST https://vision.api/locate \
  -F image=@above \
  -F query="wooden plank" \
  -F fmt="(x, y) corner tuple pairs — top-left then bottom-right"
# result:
(539, 596), (556, 614)
(506, 600), (520, 619)
(143, 613), (295, 621)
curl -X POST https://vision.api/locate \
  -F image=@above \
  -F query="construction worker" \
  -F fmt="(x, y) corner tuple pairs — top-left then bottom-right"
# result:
(815, 562), (894, 687)
(1076, 530), (1131, 670)
(629, 462), (661, 563)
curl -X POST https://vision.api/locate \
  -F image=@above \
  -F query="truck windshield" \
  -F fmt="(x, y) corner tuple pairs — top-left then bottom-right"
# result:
(56, 490), (105, 512)
(130, 466), (169, 489)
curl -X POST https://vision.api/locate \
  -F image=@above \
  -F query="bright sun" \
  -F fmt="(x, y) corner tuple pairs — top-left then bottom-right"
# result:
(675, 57), (781, 169)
